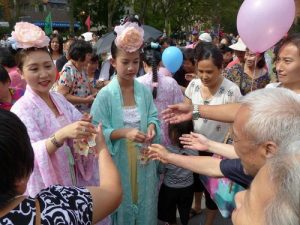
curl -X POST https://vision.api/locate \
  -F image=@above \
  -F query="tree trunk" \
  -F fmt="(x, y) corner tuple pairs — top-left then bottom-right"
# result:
(107, 0), (116, 31)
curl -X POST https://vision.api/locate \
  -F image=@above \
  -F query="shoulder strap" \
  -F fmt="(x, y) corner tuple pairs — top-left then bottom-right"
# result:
(35, 198), (41, 225)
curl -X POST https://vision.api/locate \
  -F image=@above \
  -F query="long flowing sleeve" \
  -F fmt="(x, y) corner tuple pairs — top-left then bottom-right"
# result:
(91, 89), (117, 154)
(11, 103), (59, 196)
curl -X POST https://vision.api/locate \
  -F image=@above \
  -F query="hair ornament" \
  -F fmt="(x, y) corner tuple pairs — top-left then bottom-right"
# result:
(152, 82), (158, 88)
(10, 22), (50, 50)
(114, 22), (144, 53)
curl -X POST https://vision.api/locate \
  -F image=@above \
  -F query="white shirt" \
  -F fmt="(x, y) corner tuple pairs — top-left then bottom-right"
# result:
(185, 78), (241, 142)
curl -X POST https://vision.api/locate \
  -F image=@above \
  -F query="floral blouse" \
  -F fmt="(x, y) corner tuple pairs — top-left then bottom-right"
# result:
(223, 64), (270, 95)
(58, 61), (92, 113)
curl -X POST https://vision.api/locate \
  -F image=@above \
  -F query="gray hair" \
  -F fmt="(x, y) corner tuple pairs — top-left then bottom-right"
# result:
(265, 141), (300, 225)
(240, 88), (300, 148)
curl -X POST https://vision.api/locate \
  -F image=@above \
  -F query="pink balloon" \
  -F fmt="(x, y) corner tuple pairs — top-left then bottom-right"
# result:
(237, 0), (295, 53)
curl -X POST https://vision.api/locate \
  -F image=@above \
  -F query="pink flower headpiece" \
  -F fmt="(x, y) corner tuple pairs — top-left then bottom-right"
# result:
(114, 22), (144, 53)
(10, 22), (50, 50)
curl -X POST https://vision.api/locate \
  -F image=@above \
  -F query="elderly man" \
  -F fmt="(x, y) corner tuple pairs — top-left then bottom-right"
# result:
(149, 88), (300, 188)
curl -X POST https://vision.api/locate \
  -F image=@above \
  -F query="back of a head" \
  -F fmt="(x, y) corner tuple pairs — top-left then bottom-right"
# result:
(0, 64), (10, 83)
(0, 109), (34, 208)
(265, 140), (300, 225)
(0, 47), (16, 68)
(241, 88), (300, 148)
(168, 121), (193, 148)
(68, 40), (93, 61)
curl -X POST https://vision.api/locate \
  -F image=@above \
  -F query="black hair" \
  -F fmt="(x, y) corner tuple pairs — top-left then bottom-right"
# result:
(0, 109), (34, 209)
(194, 42), (223, 69)
(143, 42), (162, 99)
(219, 44), (233, 54)
(274, 33), (300, 61)
(49, 34), (63, 55)
(168, 121), (194, 148)
(0, 47), (17, 68)
(16, 47), (50, 71)
(0, 64), (10, 83)
(89, 51), (99, 63)
(182, 48), (195, 65)
(68, 40), (93, 62)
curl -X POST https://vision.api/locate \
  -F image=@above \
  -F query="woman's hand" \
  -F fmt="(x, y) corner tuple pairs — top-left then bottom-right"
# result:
(56, 121), (97, 142)
(125, 128), (147, 143)
(146, 123), (156, 142)
(148, 144), (170, 164)
(85, 95), (95, 104)
(80, 113), (92, 122)
(185, 73), (196, 81)
(179, 132), (209, 151)
(162, 103), (193, 124)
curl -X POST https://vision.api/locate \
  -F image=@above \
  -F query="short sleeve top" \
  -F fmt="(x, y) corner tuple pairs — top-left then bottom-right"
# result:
(0, 185), (93, 225)
(219, 159), (253, 188)
(185, 78), (241, 143)
(58, 61), (92, 113)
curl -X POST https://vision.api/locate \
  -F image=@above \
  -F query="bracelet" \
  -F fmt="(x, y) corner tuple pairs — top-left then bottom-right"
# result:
(50, 134), (63, 148)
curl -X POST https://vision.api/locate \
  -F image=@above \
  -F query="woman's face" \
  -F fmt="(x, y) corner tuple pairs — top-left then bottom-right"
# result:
(21, 50), (56, 96)
(50, 37), (60, 52)
(183, 59), (195, 73)
(232, 166), (275, 225)
(197, 58), (221, 88)
(276, 43), (300, 86)
(87, 60), (98, 75)
(111, 49), (140, 81)
(244, 50), (261, 68)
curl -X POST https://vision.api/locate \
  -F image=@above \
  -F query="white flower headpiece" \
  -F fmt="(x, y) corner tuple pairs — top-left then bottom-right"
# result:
(10, 22), (50, 50)
(114, 22), (144, 53)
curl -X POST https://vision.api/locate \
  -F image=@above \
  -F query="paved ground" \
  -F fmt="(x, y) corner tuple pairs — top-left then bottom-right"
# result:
(158, 210), (233, 225)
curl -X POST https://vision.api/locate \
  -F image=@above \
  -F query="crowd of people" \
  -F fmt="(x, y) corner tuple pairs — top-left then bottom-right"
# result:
(0, 14), (300, 225)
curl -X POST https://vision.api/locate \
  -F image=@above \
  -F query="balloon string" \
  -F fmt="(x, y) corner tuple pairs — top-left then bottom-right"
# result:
(250, 56), (258, 93)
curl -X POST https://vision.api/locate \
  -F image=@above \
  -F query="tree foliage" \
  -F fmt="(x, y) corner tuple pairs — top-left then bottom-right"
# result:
(73, 0), (243, 35)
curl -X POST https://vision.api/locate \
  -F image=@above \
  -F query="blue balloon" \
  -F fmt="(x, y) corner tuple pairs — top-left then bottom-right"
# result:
(162, 46), (183, 73)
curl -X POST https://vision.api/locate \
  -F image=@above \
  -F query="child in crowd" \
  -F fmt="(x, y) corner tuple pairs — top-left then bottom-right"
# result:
(158, 121), (197, 225)
(91, 17), (160, 225)
(0, 64), (23, 110)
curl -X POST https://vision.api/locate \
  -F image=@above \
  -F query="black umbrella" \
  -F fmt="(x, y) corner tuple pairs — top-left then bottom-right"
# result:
(95, 25), (163, 55)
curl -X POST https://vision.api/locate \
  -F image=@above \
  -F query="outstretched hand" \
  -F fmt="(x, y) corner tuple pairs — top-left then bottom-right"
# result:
(179, 132), (209, 151)
(161, 103), (193, 124)
(95, 123), (108, 152)
(148, 144), (170, 164)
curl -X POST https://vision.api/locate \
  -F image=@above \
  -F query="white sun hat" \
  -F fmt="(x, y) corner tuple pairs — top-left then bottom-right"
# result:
(229, 38), (247, 51)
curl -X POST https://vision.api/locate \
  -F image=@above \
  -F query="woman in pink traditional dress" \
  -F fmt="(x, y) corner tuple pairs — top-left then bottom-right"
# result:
(137, 42), (183, 145)
(10, 22), (101, 202)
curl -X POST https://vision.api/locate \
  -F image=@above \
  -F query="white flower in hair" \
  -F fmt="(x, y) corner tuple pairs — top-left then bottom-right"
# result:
(10, 22), (50, 49)
(114, 22), (144, 53)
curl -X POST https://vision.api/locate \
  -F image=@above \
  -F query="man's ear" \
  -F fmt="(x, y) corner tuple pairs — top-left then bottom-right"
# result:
(110, 58), (116, 68)
(264, 141), (278, 158)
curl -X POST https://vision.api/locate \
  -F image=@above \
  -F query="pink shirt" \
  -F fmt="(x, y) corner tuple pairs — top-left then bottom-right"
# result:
(7, 67), (27, 91)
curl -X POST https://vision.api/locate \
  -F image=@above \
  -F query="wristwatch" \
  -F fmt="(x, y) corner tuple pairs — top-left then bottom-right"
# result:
(192, 104), (201, 120)
(50, 134), (63, 148)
